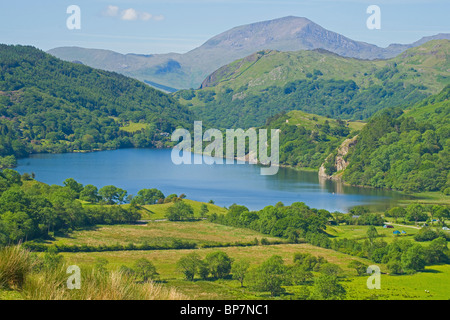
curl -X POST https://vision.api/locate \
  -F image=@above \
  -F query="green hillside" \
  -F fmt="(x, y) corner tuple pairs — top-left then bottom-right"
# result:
(342, 86), (450, 193)
(259, 110), (360, 170)
(176, 40), (449, 128)
(0, 45), (193, 165)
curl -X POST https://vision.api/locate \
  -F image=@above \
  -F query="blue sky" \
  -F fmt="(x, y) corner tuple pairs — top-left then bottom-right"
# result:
(0, 0), (449, 54)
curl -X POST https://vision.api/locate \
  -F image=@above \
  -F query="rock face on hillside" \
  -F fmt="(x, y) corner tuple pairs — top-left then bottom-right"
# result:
(319, 135), (358, 180)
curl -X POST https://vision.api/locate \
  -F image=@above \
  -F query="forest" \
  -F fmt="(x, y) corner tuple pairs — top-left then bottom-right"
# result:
(0, 45), (193, 164)
(182, 70), (429, 129)
(343, 86), (450, 193)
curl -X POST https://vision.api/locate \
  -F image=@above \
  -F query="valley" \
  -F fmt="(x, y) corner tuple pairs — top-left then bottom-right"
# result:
(0, 11), (449, 303)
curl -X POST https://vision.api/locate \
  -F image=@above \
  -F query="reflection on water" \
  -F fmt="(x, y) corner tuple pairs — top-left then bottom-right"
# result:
(16, 148), (412, 213)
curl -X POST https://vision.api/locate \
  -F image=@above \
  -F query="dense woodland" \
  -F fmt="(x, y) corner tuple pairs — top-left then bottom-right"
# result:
(184, 75), (428, 129)
(0, 45), (193, 164)
(343, 86), (450, 193)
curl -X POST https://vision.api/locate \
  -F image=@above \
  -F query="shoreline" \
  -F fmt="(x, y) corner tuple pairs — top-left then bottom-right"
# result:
(10, 146), (449, 207)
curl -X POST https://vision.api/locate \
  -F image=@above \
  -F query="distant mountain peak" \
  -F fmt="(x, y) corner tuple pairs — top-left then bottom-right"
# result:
(48, 16), (450, 90)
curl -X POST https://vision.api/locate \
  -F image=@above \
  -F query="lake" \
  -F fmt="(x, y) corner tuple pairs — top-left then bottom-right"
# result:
(16, 148), (410, 212)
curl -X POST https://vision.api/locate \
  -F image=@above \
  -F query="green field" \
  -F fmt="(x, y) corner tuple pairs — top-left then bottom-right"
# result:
(119, 122), (150, 133)
(51, 220), (282, 248)
(343, 264), (450, 300)
(325, 224), (421, 244)
(138, 200), (227, 220)
(59, 243), (371, 299)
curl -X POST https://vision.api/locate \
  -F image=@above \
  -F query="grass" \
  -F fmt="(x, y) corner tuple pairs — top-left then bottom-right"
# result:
(0, 245), (35, 290)
(397, 191), (450, 206)
(285, 110), (365, 133)
(51, 220), (281, 248)
(138, 199), (227, 220)
(58, 243), (450, 300)
(60, 243), (369, 280)
(343, 264), (450, 300)
(3, 216), (449, 300)
(0, 245), (186, 300)
(325, 224), (421, 244)
(21, 265), (186, 300)
(119, 122), (149, 133)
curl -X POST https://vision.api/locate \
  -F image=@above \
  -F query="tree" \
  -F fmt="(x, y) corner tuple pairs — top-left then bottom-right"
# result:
(424, 237), (448, 264)
(63, 178), (83, 198)
(320, 263), (343, 277)
(1, 211), (34, 242)
(435, 206), (450, 226)
(406, 204), (427, 225)
(98, 185), (127, 204)
(366, 225), (378, 243)
(133, 258), (159, 282)
(176, 253), (203, 281)
(348, 260), (368, 276)
(79, 184), (100, 203)
(387, 207), (406, 223)
(249, 255), (287, 297)
(387, 259), (402, 274)
(401, 244), (426, 274)
(231, 260), (250, 287)
(350, 206), (370, 216)
(166, 201), (194, 221)
(290, 264), (313, 285)
(310, 274), (346, 300)
(134, 188), (165, 205)
(205, 251), (233, 279)
(199, 204), (209, 219)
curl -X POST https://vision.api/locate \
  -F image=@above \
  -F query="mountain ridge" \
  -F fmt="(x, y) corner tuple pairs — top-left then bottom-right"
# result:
(47, 16), (450, 90)
(177, 39), (449, 128)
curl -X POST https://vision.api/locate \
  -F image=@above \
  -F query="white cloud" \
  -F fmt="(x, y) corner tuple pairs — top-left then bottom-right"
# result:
(104, 5), (119, 17)
(121, 8), (139, 21)
(103, 5), (163, 22)
(139, 12), (153, 21)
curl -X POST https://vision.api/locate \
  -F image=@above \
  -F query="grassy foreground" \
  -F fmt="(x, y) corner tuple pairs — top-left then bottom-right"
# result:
(1, 199), (449, 300)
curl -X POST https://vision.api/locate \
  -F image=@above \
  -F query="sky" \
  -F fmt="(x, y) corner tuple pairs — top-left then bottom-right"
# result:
(0, 0), (449, 54)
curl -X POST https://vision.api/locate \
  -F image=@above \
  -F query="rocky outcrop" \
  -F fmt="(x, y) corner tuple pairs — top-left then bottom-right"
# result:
(319, 135), (358, 180)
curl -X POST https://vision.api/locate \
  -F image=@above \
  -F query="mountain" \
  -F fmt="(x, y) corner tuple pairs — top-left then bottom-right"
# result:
(176, 40), (449, 128)
(0, 44), (193, 162)
(47, 16), (450, 90)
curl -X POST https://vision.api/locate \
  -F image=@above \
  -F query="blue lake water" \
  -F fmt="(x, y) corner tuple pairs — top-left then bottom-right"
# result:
(16, 148), (410, 212)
